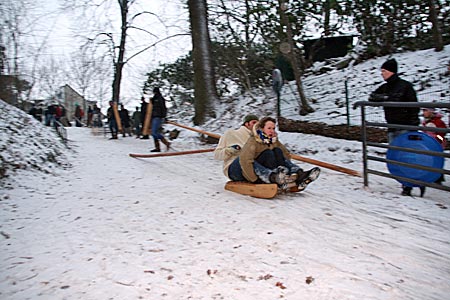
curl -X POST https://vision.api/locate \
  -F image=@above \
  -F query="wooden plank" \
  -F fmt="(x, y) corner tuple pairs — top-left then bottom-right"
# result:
(129, 148), (215, 158)
(141, 102), (153, 136)
(112, 102), (123, 132)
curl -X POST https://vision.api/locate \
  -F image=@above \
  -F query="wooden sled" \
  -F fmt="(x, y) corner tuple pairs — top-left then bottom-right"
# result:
(224, 181), (300, 199)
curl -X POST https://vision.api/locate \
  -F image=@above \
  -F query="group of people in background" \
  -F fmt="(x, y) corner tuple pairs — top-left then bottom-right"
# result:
(106, 87), (170, 152)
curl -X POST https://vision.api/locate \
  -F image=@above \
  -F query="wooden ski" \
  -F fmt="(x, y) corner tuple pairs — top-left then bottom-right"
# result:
(141, 102), (153, 136)
(224, 181), (278, 199)
(129, 148), (215, 158)
(112, 102), (123, 132)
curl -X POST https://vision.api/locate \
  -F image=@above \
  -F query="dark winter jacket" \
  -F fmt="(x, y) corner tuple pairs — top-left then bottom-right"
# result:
(151, 92), (167, 119)
(369, 74), (419, 131)
(119, 109), (131, 127)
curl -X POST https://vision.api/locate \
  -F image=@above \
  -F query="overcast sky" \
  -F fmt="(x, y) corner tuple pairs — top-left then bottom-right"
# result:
(30, 0), (191, 105)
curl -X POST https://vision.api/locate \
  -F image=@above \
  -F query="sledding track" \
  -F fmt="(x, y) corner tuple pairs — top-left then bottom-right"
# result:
(1, 127), (449, 300)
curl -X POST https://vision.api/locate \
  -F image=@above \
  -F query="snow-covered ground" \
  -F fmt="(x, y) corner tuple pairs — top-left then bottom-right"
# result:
(1, 98), (449, 299)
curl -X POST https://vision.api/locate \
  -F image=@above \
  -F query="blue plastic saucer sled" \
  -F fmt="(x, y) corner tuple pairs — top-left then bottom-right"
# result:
(386, 131), (444, 187)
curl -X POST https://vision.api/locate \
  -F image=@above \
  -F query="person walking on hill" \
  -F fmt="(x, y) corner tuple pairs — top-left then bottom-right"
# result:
(369, 58), (420, 196)
(107, 101), (118, 139)
(214, 114), (259, 179)
(119, 104), (132, 137)
(132, 106), (142, 138)
(150, 87), (170, 152)
(74, 103), (84, 127)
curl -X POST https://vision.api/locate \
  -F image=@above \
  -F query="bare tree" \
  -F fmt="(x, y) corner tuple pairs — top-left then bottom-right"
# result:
(63, 0), (190, 110)
(188, 0), (219, 125)
(37, 57), (67, 100)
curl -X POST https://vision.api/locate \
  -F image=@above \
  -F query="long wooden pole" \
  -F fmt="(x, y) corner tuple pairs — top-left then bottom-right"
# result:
(167, 121), (362, 177)
(129, 148), (215, 158)
(166, 121), (221, 139)
(290, 154), (361, 177)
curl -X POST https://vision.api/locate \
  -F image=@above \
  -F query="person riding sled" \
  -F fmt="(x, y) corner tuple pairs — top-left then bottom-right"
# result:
(228, 116), (320, 191)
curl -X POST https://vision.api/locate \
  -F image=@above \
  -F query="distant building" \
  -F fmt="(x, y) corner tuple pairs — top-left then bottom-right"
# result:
(55, 84), (96, 122)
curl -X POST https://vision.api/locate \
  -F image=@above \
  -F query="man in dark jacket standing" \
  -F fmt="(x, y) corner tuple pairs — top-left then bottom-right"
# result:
(369, 58), (420, 196)
(150, 87), (171, 152)
(369, 58), (419, 142)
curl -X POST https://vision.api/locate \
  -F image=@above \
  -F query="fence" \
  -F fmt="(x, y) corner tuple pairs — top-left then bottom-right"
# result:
(353, 101), (450, 193)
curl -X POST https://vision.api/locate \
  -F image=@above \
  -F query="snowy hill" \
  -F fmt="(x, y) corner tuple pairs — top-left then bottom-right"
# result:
(199, 45), (450, 133)
(1, 95), (450, 299)
(0, 46), (450, 299)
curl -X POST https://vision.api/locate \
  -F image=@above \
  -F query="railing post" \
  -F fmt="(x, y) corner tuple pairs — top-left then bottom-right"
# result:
(345, 79), (350, 127)
(360, 105), (368, 187)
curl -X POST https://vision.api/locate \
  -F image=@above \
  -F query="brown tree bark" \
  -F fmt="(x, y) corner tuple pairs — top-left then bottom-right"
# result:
(188, 0), (219, 125)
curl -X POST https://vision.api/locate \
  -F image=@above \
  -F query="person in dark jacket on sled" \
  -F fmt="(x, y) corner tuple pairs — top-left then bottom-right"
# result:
(228, 116), (320, 191)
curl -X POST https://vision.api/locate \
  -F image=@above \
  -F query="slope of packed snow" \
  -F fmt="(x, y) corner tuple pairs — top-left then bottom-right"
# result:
(0, 117), (449, 299)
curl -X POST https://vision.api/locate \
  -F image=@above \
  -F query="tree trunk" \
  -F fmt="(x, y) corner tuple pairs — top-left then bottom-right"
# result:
(188, 0), (218, 125)
(427, 0), (443, 52)
(278, 0), (312, 115)
(112, 0), (129, 103)
(323, 0), (331, 36)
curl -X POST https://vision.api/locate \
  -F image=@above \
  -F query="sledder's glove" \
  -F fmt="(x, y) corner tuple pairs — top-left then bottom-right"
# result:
(224, 144), (241, 156)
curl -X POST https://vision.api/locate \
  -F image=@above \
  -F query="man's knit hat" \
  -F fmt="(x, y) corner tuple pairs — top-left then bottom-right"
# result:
(381, 58), (398, 73)
(242, 114), (259, 125)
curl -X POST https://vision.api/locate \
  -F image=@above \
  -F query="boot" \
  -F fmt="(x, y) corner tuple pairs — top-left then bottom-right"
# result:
(419, 186), (426, 197)
(401, 186), (412, 196)
(150, 139), (161, 152)
(161, 137), (171, 151)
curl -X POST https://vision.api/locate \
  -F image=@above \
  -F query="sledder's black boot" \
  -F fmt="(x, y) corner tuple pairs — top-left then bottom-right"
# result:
(419, 186), (426, 197)
(150, 139), (161, 152)
(296, 167), (321, 191)
(401, 186), (412, 196)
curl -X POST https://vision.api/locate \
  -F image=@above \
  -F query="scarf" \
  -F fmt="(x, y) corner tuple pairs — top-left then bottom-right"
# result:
(257, 129), (273, 145)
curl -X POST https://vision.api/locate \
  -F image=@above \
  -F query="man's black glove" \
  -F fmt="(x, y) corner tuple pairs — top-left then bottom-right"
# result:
(368, 92), (389, 102)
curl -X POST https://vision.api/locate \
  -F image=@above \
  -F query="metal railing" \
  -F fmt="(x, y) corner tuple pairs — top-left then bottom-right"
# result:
(54, 120), (68, 143)
(353, 101), (450, 192)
